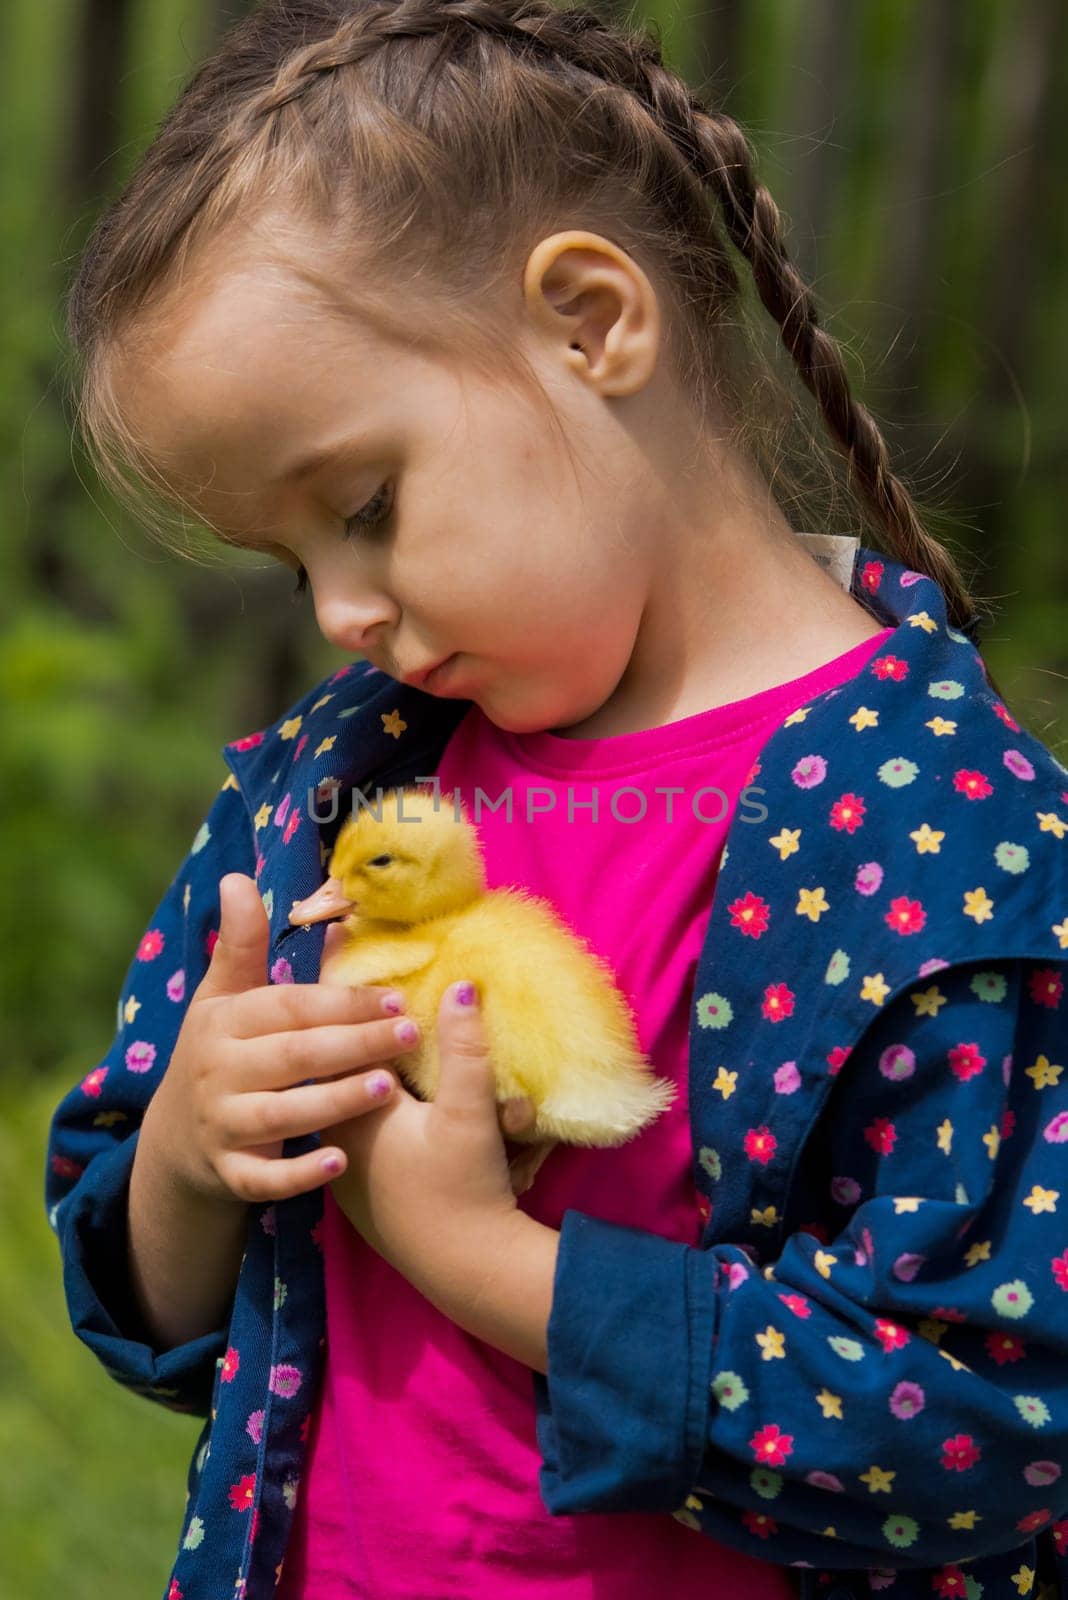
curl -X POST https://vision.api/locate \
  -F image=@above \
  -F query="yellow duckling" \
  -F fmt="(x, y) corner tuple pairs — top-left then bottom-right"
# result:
(288, 785), (675, 1191)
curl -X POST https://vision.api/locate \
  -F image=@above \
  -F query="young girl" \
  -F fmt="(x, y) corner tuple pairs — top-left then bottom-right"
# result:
(45, 3), (1068, 1598)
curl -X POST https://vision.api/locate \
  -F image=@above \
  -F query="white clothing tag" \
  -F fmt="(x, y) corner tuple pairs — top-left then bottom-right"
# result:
(794, 532), (860, 593)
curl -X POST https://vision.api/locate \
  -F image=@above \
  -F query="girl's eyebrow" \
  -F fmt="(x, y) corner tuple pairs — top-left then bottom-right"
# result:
(280, 432), (370, 484)
(211, 526), (285, 557)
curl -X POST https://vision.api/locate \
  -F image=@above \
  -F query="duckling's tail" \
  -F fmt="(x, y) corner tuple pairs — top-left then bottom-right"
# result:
(532, 1067), (677, 1148)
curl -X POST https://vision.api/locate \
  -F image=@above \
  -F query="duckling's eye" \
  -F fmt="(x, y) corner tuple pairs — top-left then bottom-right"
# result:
(367, 854), (393, 867)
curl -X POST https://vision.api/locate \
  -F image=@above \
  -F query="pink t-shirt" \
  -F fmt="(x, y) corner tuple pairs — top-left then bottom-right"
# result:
(278, 627), (893, 1598)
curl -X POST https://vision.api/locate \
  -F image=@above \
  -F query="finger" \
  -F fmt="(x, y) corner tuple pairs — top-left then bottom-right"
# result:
(433, 981), (494, 1117)
(497, 1097), (537, 1138)
(230, 1015), (420, 1091)
(221, 1068), (398, 1148)
(322, 920), (350, 966)
(197, 873), (271, 1000)
(227, 980), (406, 1040)
(216, 1141), (363, 1205)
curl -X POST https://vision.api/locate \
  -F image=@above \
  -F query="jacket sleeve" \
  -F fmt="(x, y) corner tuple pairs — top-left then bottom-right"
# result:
(43, 769), (258, 1417)
(532, 957), (1068, 1570)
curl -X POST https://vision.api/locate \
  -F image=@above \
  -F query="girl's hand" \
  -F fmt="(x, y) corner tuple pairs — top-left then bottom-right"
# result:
(321, 979), (533, 1297)
(140, 873), (424, 1207)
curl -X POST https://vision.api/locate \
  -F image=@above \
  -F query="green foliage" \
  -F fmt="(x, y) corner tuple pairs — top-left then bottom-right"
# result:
(0, 1072), (200, 1598)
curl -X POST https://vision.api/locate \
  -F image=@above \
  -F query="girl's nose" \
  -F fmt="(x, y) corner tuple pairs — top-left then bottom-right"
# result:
(314, 588), (398, 657)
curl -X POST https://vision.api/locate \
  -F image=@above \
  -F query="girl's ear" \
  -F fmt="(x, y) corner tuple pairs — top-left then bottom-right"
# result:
(522, 229), (661, 398)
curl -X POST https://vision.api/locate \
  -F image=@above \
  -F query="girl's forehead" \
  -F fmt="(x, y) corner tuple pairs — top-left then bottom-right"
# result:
(118, 264), (390, 497)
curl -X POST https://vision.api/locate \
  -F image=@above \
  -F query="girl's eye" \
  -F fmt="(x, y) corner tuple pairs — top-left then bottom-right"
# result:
(343, 482), (394, 540)
(290, 482), (393, 599)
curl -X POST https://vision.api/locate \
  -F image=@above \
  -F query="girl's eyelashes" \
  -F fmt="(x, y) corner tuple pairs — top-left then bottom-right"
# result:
(343, 481), (394, 540)
(290, 483), (394, 600)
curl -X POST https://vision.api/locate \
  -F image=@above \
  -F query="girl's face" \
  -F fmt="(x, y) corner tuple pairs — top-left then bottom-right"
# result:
(118, 241), (665, 736)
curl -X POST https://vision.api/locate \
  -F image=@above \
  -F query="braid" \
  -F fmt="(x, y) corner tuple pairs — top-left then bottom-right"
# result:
(372, 0), (985, 644)
(685, 111), (983, 639)
(236, 2), (573, 127)
(582, 29), (985, 642)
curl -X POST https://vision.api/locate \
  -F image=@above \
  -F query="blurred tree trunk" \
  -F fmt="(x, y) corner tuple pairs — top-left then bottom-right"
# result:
(780, 0), (854, 288)
(30, 0), (135, 611)
(877, 0), (963, 414)
(67, 0), (134, 202)
(696, 0), (746, 115)
(967, 0), (1065, 592)
(209, 0), (256, 37)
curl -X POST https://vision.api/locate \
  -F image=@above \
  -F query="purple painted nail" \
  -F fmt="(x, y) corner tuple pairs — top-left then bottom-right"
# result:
(380, 990), (405, 1016)
(454, 981), (478, 1008)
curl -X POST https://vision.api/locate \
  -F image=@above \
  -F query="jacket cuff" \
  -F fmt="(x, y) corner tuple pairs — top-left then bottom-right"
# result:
(532, 1209), (717, 1515)
(58, 1132), (227, 1414)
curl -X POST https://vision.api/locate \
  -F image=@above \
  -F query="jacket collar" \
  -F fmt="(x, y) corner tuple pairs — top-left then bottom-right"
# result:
(220, 543), (1067, 987)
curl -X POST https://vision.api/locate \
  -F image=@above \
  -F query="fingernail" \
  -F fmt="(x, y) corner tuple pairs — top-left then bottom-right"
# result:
(453, 981), (478, 1009)
(321, 1154), (342, 1174)
(394, 1019), (419, 1045)
(368, 1072), (393, 1098)
(380, 990), (405, 1016)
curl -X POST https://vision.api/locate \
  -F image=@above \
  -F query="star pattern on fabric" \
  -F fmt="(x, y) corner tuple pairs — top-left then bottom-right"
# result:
(796, 886), (829, 922)
(1025, 1055), (1063, 1090)
(963, 887), (995, 923)
(712, 1067), (738, 1099)
(769, 827), (801, 861)
(913, 985), (947, 1017)
(849, 706), (879, 731)
(755, 1326), (786, 1361)
(861, 972), (890, 1005)
(860, 1465), (895, 1493)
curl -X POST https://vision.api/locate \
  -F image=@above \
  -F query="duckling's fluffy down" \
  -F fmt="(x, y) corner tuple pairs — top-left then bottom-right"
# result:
(327, 887), (676, 1150)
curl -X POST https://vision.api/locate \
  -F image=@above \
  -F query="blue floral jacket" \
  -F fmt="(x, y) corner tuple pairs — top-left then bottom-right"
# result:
(46, 546), (1068, 1600)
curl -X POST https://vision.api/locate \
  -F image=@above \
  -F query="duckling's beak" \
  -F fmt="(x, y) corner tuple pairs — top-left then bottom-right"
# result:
(288, 876), (357, 926)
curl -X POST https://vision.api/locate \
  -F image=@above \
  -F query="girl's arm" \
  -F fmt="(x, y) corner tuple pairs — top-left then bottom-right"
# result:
(532, 958), (1068, 1571)
(127, 1110), (249, 1354)
(44, 770), (257, 1416)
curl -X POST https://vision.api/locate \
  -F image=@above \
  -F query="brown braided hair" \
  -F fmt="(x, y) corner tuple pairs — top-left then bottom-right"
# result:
(67, 0), (989, 647)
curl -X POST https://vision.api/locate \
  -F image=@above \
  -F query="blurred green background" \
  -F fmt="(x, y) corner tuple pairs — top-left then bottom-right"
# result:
(4, 0), (1066, 1594)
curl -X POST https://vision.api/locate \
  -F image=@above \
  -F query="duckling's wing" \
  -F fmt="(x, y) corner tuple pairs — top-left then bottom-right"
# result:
(320, 937), (438, 988)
